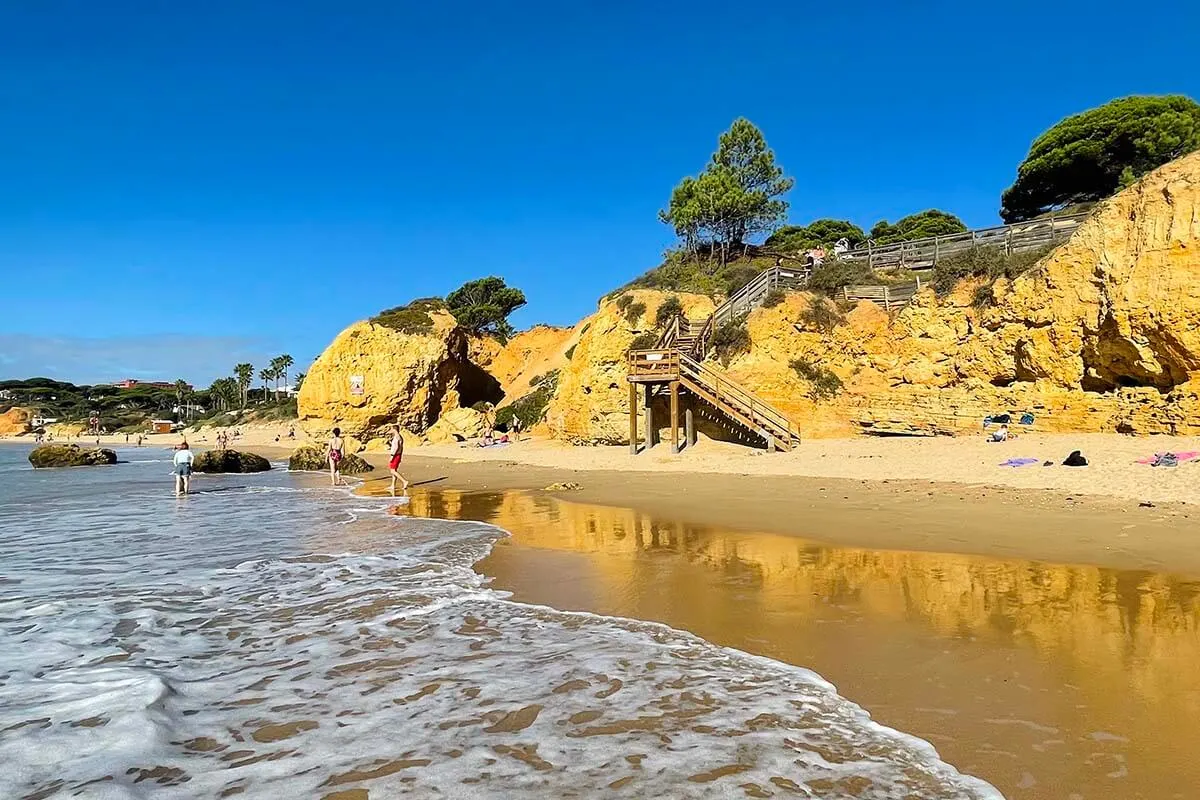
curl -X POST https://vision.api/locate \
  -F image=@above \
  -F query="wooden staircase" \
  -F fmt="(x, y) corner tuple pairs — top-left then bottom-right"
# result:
(627, 266), (807, 453)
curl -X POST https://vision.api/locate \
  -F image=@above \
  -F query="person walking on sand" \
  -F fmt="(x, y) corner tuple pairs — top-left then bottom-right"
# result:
(327, 427), (345, 486)
(173, 441), (195, 495)
(387, 424), (409, 497)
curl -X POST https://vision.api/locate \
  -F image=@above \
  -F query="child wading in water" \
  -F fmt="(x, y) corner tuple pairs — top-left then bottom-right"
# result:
(327, 427), (345, 486)
(388, 424), (409, 497)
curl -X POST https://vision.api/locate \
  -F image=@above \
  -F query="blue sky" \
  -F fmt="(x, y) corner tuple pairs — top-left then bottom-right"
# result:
(1, 0), (1196, 385)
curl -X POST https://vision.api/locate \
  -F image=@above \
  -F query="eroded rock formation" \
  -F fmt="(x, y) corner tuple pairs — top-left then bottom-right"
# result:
(300, 152), (1200, 443)
(0, 407), (32, 436)
(297, 311), (502, 443)
(193, 449), (272, 473)
(28, 445), (117, 468)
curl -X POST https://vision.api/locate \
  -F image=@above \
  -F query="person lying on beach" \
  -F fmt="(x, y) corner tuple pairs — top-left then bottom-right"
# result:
(328, 427), (345, 486)
(987, 424), (1011, 442)
(173, 442), (195, 495)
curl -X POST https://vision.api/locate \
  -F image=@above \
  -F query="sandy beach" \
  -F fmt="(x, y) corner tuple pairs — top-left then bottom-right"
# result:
(346, 452), (1200, 800)
(8, 426), (1200, 797)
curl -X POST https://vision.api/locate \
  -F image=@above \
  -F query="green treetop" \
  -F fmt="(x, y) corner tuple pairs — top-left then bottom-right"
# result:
(1001, 95), (1200, 222)
(869, 210), (967, 245)
(446, 277), (527, 340)
(660, 118), (793, 262)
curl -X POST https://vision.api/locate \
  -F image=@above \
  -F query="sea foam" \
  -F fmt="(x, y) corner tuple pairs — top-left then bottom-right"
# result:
(0, 446), (1003, 798)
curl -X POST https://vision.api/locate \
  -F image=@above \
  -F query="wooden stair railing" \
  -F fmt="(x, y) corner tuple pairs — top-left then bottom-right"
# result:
(677, 353), (799, 450)
(628, 349), (800, 451)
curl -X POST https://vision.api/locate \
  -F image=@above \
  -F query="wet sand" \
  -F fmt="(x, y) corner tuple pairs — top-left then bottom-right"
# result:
(357, 457), (1200, 800)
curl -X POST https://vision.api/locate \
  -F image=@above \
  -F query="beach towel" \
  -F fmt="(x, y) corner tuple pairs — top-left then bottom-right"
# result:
(1136, 451), (1200, 465)
(999, 457), (1038, 468)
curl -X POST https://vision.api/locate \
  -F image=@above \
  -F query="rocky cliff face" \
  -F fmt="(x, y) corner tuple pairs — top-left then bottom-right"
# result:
(297, 311), (503, 443)
(471, 324), (577, 403)
(546, 290), (714, 443)
(301, 152), (1200, 444)
(541, 152), (1200, 441)
(0, 407), (32, 436)
(720, 151), (1200, 436)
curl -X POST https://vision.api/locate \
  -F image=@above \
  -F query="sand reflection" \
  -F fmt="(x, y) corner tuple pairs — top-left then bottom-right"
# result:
(385, 488), (1200, 800)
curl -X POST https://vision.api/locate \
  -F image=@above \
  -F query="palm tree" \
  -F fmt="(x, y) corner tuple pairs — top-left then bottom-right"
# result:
(173, 379), (190, 422)
(293, 372), (306, 392)
(277, 354), (294, 399)
(234, 363), (253, 408)
(258, 368), (272, 405)
(267, 356), (283, 401)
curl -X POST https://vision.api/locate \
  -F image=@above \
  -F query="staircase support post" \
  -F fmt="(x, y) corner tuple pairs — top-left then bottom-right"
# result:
(644, 386), (656, 449)
(628, 382), (638, 455)
(669, 381), (680, 454)
(685, 406), (695, 449)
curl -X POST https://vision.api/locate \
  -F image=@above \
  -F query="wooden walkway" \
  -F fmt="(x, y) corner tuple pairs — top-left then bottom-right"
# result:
(627, 212), (1088, 452)
(841, 278), (923, 311)
(838, 212), (1086, 273)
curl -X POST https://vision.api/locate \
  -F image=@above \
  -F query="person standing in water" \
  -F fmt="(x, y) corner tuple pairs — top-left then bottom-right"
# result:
(387, 424), (409, 497)
(173, 441), (195, 495)
(327, 427), (345, 486)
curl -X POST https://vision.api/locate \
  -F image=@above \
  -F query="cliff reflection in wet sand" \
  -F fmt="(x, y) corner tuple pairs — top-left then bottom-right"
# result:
(377, 489), (1200, 800)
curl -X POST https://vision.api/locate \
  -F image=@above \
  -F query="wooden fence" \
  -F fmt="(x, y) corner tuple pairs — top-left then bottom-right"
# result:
(838, 212), (1087, 272)
(842, 279), (923, 311)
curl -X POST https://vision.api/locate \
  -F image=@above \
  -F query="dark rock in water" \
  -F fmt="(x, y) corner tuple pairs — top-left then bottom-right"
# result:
(28, 445), (118, 468)
(192, 449), (272, 473)
(287, 444), (373, 474)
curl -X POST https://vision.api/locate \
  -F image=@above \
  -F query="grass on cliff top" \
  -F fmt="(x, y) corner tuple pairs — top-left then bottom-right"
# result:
(371, 297), (446, 335)
(931, 244), (1056, 298)
(621, 247), (922, 301)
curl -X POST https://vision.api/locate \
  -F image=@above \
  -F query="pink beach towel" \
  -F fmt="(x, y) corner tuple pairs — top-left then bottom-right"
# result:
(1136, 451), (1200, 465)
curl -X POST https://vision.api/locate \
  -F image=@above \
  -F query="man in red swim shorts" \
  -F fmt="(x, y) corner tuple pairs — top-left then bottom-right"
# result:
(388, 424), (409, 497)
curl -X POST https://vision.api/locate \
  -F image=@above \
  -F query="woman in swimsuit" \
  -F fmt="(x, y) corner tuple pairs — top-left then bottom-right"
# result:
(328, 427), (345, 486)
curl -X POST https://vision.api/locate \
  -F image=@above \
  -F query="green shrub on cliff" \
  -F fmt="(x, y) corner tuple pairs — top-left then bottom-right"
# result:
(710, 315), (750, 365)
(798, 299), (844, 332)
(761, 288), (786, 308)
(654, 295), (683, 327)
(932, 244), (1053, 295)
(1001, 95), (1200, 222)
(495, 371), (559, 431)
(372, 305), (435, 335)
(790, 358), (843, 400)
(629, 332), (659, 350)
(624, 301), (646, 325)
(805, 259), (875, 296)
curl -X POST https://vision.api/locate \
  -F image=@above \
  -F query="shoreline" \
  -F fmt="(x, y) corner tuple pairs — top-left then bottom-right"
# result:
(354, 451), (1200, 576)
(6, 435), (1199, 797)
(7, 429), (1200, 573)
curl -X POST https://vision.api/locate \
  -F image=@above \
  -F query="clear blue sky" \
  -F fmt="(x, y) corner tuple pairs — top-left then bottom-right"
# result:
(1, 0), (1196, 385)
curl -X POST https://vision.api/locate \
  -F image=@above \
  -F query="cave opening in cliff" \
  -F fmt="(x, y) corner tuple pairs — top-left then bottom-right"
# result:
(454, 361), (504, 410)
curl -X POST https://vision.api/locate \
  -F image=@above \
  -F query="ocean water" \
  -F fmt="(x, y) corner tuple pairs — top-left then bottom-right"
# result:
(0, 445), (1003, 799)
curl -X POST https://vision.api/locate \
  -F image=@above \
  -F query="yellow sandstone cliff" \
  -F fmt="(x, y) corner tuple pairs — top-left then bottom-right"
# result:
(0, 407), (32, 436)
(300, 152), (1200, 443)
(548, 151), (1200, 440)
(297, 310), (503, 444)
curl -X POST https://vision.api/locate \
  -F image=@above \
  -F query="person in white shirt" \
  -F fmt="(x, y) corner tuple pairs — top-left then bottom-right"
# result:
(173, 442), (195, 495)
